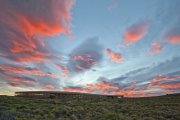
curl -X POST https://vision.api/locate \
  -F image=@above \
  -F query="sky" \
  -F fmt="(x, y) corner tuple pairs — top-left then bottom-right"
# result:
(0, 0), (180, 97)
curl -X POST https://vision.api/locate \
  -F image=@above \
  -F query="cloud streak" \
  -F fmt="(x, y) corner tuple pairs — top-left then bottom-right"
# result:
(150, 75), (180, 83)
(63, 87), (92, 93)
(0, 64), (59, 79)
(63, 81), (119, 94)
(0, 0), (75, 62)
(0, 0), (75, 91)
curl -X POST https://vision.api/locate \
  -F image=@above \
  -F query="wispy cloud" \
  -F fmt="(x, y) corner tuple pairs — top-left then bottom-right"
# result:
(0, 0), (75, 90)
(63, 87), (92, 93)
(0, 64), (59, 79)
(150, 75), (180, 83)
(148, 41), (163, 55)
(63, 81), (119, 94)
(0, 0), (75, 62)
(0, 71), (36, 87)
(55, 63), (70, 78)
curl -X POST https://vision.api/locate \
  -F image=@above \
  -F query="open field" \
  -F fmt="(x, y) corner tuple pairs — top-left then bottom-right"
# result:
(0, 94), (180, 120)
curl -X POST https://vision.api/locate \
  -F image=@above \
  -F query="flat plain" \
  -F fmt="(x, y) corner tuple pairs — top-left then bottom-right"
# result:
(0, 94), (179, 120)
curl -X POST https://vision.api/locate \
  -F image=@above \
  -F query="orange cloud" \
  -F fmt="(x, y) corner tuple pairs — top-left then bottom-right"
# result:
(157, 83), (180, 90)
(148, 41), (163, 55)
(86, 82), (119, 90)
(45, 84), (55, 89)
(106, 48), (123, 63)
(165, 35), (180, 44)
(114, 89), (147, 97)
(110, 82), (149, 97)
(62, 81), (165, 97)
(0, 64), (59, 79)
(63, 88), (92, 93)
(149, 82), (180, 92)
(123, 21), (149, 45)
(63, 82), (119, 94)
(86, 82), (119, 94)
(10, 40), (36, 54)
(14, 50), (52, 62)
(1, 0), (74, 37)
(15, 55), (48, 63)
(8, 78), (35, 87)
(151, 75), (180, 83)
(0, 72), (36, 87)
(148, 75), (180, 92)
(0, 0), (75, 62)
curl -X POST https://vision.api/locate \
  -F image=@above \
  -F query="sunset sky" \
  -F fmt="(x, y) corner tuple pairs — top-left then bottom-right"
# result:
(0, 0), (180, 97)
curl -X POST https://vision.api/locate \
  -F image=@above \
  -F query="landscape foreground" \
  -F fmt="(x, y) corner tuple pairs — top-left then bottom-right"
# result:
(0, 94), (180, 120)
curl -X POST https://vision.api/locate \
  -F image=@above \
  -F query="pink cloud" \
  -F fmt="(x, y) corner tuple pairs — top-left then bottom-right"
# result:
(157, 83), (180, 90)
(123, 21), (149, 45)
(165, 35), (180, 44)
(63, 82), (119, 94)
(0, 72), (36, 87)
(0, 64), (59, 79)
(148, 75), (180, 92)
(86, 82), (119, 90)
(150, 75), (180, 83)
(149, 82), (180, 93)
(114, 89), (147, 97)
(63, 88), (92, 93)
(148, 41), (163, 55)
(0, 0), (75, 62)
(1, 0), (74, 37)
(45, 84), (55, 89)
(106, 48), (123, 63)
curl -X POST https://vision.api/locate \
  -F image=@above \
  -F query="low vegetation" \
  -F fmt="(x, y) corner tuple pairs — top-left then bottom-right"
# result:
(0, 94), (179, 120)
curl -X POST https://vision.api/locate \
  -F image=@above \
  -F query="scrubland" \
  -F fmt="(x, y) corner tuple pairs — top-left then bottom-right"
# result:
(0, 94), (179, 120)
